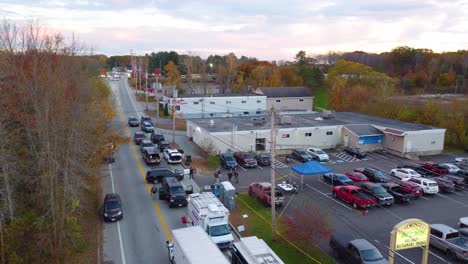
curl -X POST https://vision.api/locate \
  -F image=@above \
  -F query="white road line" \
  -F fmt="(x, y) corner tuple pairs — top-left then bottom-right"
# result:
(303, 183), (353, 211)
(436, 193), (468, 207)
(318, 179), (333, 188)
(374, 240), (415, 264)
(123, 78), (141, 119)
(109, 164), (127, 264)
(367, 153), (399, 166)
(256, 165), (263, 170)
(237, 165), (247, 172)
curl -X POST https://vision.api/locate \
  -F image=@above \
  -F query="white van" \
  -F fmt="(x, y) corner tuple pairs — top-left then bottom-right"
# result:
(409, 177), (439, 194)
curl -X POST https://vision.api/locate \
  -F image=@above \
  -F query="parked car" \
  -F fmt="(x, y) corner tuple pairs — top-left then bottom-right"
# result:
(306, 147), (329, 162)
(158, 177), (193, 208)
(343, 147), (367, 159)
(430, 224), (468, 261)
(429, 177), (455, 193)
(440, 163), (461, 173)
(380, 183), (414, 203)
(150, 133), (165, 144)
(291, 149), (313, 163)
(454, 157), (468, 166)
(220, 153), (238, 169)
(146, 167), (183, 184)
(142, 148), (161, 166)
(357, 168), (391, 183)
(345, 172), (370, 182)
(139, 139), (155, 153)
(398, 163), (434, 176)
(163, 149), (183, 164)
(459, 217), (468, 228)
(234, 152), (257, 168)
(408, 177), (439, 194)
(330, 234), (388, 264)
(157, 142), (170, 152)
(442, 174), (465, 190)
(127, 117), (139, 127)
(255, 153), (271, 166)
(133, 131), (146, 145)
(103, 193), (123, 222)
(422, 162), (449, 175)
(332, 185), (376, 209)
(359, 182), (394, 206)
(248, 182), (284, 207)
(322, 173), (353, 186)
(392, 180), (423, 198)
(390, 168), (421, 181)
(141, 121), (154, 133)
(140, 116), (153, 125)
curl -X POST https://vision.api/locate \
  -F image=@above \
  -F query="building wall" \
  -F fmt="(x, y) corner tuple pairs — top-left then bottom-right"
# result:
(266, 97), (314, 111)
(167, 95), (266, 119)
(383, 134), (405, 154)
(404, 129), (445, 155)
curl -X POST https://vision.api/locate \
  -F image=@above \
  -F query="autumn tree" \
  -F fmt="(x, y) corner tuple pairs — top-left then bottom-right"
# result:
(165, 60), (181, 86)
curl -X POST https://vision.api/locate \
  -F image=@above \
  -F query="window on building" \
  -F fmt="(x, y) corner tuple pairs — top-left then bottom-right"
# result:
(242, 100), (246, 103)
(226, 101), (231, 104)
(276, 99), (281, 102)
(257, 100), (261, 103)
(210, 101), (215, 104)
(282, 134), (290, 138)
(244, 112), (249, 115)
(175, 106), (180, 110)
(193, 101), (199, 105)
(299, 99), (304, 102)
(305, 132), (312, 137)
(256, 111), (261, 114)
(256, 138), (266, 151)
(326, 131), (333, 135)
(210, 113), (214, 116)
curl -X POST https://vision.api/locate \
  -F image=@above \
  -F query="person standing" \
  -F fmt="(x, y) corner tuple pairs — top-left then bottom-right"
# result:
(234, 169), (239, 184)
(189, 166), (194, 179)
(151, 184), (158, 200)
(228, 168), (233, 182)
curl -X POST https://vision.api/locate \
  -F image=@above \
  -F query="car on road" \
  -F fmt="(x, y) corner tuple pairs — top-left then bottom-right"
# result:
(133, 131), (146, 145)
(220, 153), (238, 169)
(343, 147), (367, 159)
(150, 133), (165, 144)
(440, 163), (461, 173)
(291, 149), (313, 163)
(158, 177), (193, 208)
(430, 224), (468, 261)
(234, 152), (257, 168)
(306, 147), (329, 162)
(380, 183), (414, 203)
(140, 116), (153, 125)
(142, 148), (161, 166)
(139, 139), (155, 153)
(422, 162), (449, 175)
(157, 142), (170, 152)
(103, 193), (123, 222)
(330, 234), (388, 264)
(390, 168), (421, 181)
(356, 168), (391, 183)
(322, 173), (353, 186)
(146, 167), (184, 184)
(345, 172), (370, 182)
(141, 121), (154, 133)
(163, 149), (183, 164)
(392, 180), (423, 198)
(332, 185), (376, 209)
(359, 182), (394, 206)
(408, 177), (439, 194)
(248, 182), (284, 207)
(128, 117), (139, 127)
(255, 153), (271, 166)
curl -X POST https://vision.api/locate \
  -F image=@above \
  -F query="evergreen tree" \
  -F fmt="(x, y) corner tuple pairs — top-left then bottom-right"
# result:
(164, 103), (169, 116)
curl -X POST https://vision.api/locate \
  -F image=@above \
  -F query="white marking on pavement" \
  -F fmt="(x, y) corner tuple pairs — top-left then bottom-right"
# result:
(256, 165), (263, 170)
(109, 164), (127, 264)
(123, 78), (141, 119)
(237, 165), (247, 172)
(303, 183), (353, 211)
(374, 240), (415, 264)
(419, 195), (430, 200)
(436, 193), (468, 207)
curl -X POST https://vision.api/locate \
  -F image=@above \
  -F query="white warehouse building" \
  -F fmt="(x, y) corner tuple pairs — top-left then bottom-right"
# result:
(186, 112), (445, 157)
(163, 93), (267, 119)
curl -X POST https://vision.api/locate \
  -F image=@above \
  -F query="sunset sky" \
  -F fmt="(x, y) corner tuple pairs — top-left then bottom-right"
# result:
(1, 0), (467, 60)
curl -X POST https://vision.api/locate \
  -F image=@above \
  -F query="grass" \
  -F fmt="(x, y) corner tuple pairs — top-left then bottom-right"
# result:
(158, 118), (187, 131)
(313, 86), (329, 110)
(230, 194), (334, 264)
(444, 144), (468, 154)
(206, 155), (220, 171)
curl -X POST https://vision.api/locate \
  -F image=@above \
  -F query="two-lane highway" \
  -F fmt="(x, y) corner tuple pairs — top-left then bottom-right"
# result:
(102, 77), (198, 264)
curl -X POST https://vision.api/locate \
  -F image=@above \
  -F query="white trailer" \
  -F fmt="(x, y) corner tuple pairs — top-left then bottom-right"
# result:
(231, 236), (284, 264)
(168, 226), (229, 264)
(187, 192), (234, 248)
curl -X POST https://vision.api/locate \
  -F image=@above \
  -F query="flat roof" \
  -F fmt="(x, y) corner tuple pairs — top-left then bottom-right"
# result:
(344, 124), (384, 136)
(166, 93), (262, 98)
(189, 112), (438, 133)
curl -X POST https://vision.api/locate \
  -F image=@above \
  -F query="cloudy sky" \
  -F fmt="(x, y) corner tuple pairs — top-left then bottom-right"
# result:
(1, 0), (467, 60)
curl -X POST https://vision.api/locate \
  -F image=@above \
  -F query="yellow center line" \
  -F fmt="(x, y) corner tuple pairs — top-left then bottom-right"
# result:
(115, 96), (172, 241)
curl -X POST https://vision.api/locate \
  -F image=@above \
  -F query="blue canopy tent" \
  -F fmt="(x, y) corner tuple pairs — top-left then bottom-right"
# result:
(290, 161), (332, 190)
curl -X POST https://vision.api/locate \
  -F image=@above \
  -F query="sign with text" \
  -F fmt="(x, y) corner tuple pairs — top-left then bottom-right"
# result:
(389, 218), (430, 264)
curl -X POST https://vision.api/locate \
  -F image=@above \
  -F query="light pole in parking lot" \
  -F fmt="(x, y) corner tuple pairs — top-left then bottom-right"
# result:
(270, 107), (277, 241)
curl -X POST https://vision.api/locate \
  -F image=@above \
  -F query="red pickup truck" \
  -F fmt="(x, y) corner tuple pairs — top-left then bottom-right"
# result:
(422, 162), (449, 175)
(332, 185), (376, 209)
(249, 182), (284, 207)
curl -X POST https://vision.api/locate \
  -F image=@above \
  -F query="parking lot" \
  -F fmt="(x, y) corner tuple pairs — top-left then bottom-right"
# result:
(198, 148), (468, 264)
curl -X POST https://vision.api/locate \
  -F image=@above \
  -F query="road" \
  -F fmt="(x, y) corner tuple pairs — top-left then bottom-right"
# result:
(102, 77), (199, 264)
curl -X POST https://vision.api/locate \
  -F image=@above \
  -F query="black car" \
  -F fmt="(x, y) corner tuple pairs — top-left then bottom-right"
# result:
(146, 167), (183, 183)
(359, 182), (394, 206)
(330, 234), (387, 264)
(455, 169), (468, 181)
(430, 177), (455, 193)
(343, 147), (367, 159)
(151, 133), (165, 144)
(381, 183), (414, 203)
(322, 173), (353, 186)
(357, 168), (391, 183)
(159, 177), (193, 208)
(141, 122), (154, 133)
(255, 153), (271, 166)
(158, 142), (170, 152)
(140, 139), (156, 153)
(140, 116), (153, 125)
(442, 174), (465, 190)
(143, 148), (161, 166)
(291, 149), (313, 163)
(103, 193), (123, 222)
(220, 153), (238, 169)
(399, 163), (435, 176)
(128, 117), (139, 127)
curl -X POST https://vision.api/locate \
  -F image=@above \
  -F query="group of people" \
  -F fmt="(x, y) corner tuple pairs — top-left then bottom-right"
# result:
(214, 167), (239, 183)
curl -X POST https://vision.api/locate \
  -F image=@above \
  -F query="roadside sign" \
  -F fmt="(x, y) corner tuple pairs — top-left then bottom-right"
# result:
(389, 218), (430, 264)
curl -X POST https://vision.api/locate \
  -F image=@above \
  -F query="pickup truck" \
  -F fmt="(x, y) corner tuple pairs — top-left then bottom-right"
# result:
(430, 224), (468, 261)
(423, 162), (449, 175)
(381, 183), (414, 203)
(332, 185), (376, 209)
(248, 182), (284, 206)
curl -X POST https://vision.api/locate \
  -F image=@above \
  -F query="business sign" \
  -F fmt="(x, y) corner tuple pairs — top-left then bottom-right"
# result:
(389, 218), (430, 264)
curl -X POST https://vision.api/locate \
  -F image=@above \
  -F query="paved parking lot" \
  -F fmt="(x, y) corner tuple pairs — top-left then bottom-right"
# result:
(196, 148), (468, 264)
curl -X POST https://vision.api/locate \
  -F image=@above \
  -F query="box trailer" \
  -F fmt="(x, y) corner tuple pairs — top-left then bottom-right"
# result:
(231, 236), (284, 264)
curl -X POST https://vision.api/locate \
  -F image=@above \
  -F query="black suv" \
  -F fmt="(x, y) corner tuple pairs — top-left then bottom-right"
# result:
(220, 153), (238, 169)
(140, 116), (153, 125)
(159, 177), (193, 208)
(103, 193), (123, 222)
(151, 133), (165, 144)
(143, 148), (161, 166)
(146, 167), (183, 183)
(357, 168), (391, 183)
(359, 182), (394, 206)
(291, 149), (313, 163)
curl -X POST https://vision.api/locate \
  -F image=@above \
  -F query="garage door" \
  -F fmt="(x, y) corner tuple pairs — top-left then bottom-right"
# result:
(359, 135), (383, 144)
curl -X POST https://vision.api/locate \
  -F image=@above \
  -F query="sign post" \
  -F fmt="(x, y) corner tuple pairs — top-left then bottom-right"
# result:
(389, 218), (430, 264)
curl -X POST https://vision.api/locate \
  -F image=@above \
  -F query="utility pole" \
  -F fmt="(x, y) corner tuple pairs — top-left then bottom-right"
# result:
(172, 100), (176, 144)
(145, 68), (148, 111)
(270, 107), (276, 241)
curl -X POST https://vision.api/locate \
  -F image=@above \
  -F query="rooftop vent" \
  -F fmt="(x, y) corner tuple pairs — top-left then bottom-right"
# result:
(322, 110), (334, 119)
(279, 115), (292, 125)
(209, 120), (214, 127)
(252, 117), (266, 126)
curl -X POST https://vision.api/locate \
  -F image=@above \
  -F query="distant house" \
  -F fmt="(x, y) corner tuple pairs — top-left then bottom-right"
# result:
(254, 86), (314, 111)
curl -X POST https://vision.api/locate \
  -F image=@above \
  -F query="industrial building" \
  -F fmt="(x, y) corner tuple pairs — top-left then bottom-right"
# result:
(186, 112), (445, 157)
(254, 86), (314, 111)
